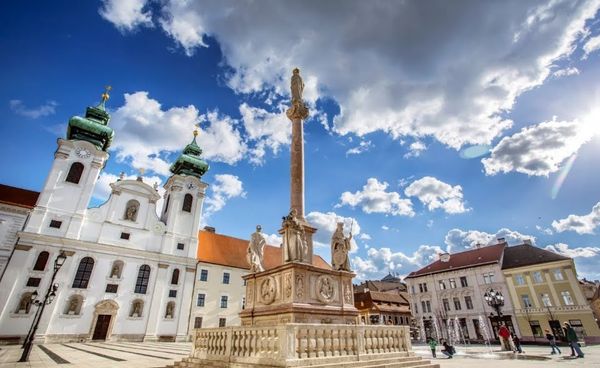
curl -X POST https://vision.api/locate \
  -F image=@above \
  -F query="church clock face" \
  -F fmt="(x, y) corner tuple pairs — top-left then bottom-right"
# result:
(75, 147), (91, 159)
(187, 183), (195, 190)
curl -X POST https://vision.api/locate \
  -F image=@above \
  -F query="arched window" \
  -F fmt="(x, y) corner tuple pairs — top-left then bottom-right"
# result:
(33, 251), (49, 271)
(15, 292), (34, 314)
(123, 200), (140, 221)
(164, 195), (170, 214)
(64, 294), (83, 315)
(65, 162), (84, 184)
(135, 265), (151, 294)
(72, 257), (94, 288)
(109, 260), (124, 278)
(182, 194), (193, 212)
(171, 269), (180, 285)
(165, 301), (175, 319)
(129, 299), (144, 317)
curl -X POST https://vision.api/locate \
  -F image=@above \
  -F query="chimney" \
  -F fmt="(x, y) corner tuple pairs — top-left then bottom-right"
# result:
(204, 226), (216, 233)
(440, 253), (451, 262)
(523, 239), (532, 246)
(497, 237), (506, 244)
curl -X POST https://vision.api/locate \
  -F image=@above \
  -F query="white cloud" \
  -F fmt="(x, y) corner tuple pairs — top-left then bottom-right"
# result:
(99, 0), (152, 32)
(404, 141), (426, 158)
(444, 228), (535, 252)
(552, 67), (580, 78)
(545, 243), (600, 258)
(552, 202), (600, 234)
(482, 117), (596, 176)
(239, 103), (290, 164)
(93, 172), (165, 214)
(359, 233), (371, 241)
(352, 244), (443, 281)
(204, 174), (246, 217)
(346, 140), (373, 156)
(263, 232), (283, 247)
(104, 1), (600, 151)
(536, 225), (554, 235)
(305, 211), (361, 252)
(9, 100), (57, 119)
(583, 34), (600, 58)
(338, 178), (414, 217)
(381, 225), (389, 231)
(404, 176), (469, 214)
(110, 92), (246, 176)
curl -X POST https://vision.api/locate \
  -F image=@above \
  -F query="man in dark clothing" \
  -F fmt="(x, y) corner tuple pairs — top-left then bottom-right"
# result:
(440, 339), (454, 359)
(545, 329), (561, 354)
(563, 322), (584, 358)
(512, 333), (523, 353)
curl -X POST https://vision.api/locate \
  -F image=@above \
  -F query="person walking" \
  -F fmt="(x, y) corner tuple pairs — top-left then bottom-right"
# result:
(563, 322), (584, 358)
(545, 329), (561, 355)
(498, 324), (511, 351)
(428, 338), (437, 358)
(440, 339), (455, 359)
(511, 333), (523, 354)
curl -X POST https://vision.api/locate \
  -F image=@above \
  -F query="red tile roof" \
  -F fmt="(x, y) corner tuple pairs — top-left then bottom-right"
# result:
(0, 184), (39, 209)
(197, 230), (331, 270)
(405, 242), (507, 278)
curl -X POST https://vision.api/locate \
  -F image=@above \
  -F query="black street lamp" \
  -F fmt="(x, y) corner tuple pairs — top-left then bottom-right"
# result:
(484, 288), (505, 319)
(19, 251), (67, 362)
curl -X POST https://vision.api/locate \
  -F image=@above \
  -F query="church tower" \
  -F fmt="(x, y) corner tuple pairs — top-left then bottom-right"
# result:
(160, 129), (209, 257)
(25, 88), (114, 236)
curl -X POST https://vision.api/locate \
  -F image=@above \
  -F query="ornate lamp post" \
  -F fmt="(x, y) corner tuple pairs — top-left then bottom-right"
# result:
(19, 251), (67, 362)
(484, 288), (505, 319)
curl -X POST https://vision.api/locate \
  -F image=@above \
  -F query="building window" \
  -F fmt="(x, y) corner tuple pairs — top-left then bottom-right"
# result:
(541, 293), (552, 307)
(177, 242), (185, 250)
(425, 300), (431, 313)
(109, 260), (124, 278)
(243, 279), (247, 286)
(242, 297), (246, 309)
(443, 298), (450, 311)
(105, 284), (118, 293)
(197, 293), (206, 307)
(453, 297), (462, 310)
(421, 301), (426, 313)
(439, 280), (446, 290)
(169, 290), (177, 298)
(460, 276), (468, 287)
(49, 220), (62, 229)
(123, 200), (140, 221)
(532, 271), (543, 283)
(120, 232), (130, 240)
(561, 291), (574, 306)
(418, 283), (428, 292)
(33, 251), (49, 271)
(130, 299), (144, 317)
(200, 269), (208, 281)
(65, 162), (84, 184)
(182, 194), (193, 212)
(521, 294), (532, 308)
(449, 278), (456, 289)
(164, 195), (170, 214)
(26, 277), (41, 287)
(72, 257), (94, 289)
(529, 320), (543, 337)
(465, 296), (473, 310)
(165, 301), (175, 319)
(223, 272), (230, 284)
(411, 285), (415, 294)
(135, 265), (151, 294)
(414, 303), (418, 314)
(171, 269), (180, 285)
(219, 318), (226, 327)
(194, 317), (203, 328)
(553, 269), (564, 281)
(515, 274), (525, 285)
(483, 272), (494, 284)
(64, 294), (83, 315)
(569, 320), (585, 340)
(220, 295), (228, 308)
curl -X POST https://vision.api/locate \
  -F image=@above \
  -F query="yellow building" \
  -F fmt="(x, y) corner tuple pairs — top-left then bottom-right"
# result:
(502, 241), (600, 343)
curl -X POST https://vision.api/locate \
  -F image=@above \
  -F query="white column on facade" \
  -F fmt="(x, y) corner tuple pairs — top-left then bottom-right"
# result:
(544, 270), (561, 307)
(144, 264), (168, 340)
(505, 275), (521, 309)
(176, 266), (195, 341)
(524, 273), (540, 307)
(565, 263), (587, 305)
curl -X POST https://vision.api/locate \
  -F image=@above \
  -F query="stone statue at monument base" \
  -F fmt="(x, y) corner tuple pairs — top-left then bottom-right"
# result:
(247, 225), (266, 272)
(331, 222), (352, 271)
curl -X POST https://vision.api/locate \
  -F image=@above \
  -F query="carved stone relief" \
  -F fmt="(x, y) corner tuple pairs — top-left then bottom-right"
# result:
(344, 282), (352, 304)
(260, 276), (277, 305)
(284, 273), (292, 299)
(295, 274), (304, 298)
(315, 275), (336, 304)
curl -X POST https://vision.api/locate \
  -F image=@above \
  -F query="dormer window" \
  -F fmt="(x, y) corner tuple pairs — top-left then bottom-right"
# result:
(124, 200), (140, 222)
(66, 162), (84, 184)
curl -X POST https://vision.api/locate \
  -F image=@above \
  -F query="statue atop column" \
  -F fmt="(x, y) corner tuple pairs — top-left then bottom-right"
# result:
(247, 225), (266, 273)
(286, 68), (309, 121)
(331, 222), (352, 271)
(282, 209), (308, 263)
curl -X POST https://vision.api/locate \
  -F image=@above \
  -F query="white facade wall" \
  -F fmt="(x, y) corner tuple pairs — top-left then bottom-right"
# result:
(405, 262), (521, 340)
(189, 262), (248, 332)
(0, 204), (31, 280)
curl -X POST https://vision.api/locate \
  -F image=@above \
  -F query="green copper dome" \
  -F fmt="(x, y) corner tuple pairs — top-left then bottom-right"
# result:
(66, 90), (115, 151)
(170, 131), (209, 178)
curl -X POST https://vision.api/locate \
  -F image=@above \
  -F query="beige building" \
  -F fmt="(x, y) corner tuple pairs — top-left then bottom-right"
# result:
(354, 274), (411, 326)
(502, 241), (600, 343)
(579, 278), (600, 328)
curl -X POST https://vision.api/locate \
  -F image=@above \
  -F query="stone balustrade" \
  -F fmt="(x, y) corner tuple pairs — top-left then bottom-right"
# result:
(193, 324), (411, 366)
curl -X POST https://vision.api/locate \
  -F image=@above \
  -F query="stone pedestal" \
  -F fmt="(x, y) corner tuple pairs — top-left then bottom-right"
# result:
(240, 262), (358, 326)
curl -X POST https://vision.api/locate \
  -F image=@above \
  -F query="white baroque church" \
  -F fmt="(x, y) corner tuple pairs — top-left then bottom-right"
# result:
(0, 93), (209, 343)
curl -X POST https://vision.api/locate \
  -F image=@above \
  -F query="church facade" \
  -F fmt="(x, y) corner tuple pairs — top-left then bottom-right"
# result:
(0, 93), (210, 343)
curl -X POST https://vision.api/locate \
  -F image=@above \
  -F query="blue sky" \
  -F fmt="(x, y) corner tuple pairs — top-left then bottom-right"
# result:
(2, 0), (600, 281)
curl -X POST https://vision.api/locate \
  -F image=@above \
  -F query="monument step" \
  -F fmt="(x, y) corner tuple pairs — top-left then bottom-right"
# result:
(166, 356), (439, 368)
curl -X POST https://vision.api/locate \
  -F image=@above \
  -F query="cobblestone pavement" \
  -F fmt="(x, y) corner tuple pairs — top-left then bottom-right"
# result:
(413, 342), (600, 367)
(0, 342), (191, 368)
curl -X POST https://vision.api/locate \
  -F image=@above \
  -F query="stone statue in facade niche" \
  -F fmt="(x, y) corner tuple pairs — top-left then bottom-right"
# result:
(165, 303), (174, 318)
(68, 298), (78, 314)
(110, 264), (120, 278)
(247, 225), (266, 272)
(125, 203), (138, 221)
(331, 222), (352, 271)
(132, 302), (141, 317)
(282, 209), (307, 263)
